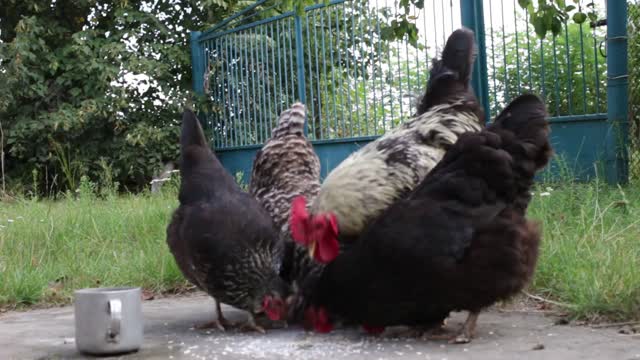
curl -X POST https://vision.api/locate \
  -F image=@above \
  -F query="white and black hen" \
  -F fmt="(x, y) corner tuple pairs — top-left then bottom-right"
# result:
(290, 27), (485, 264)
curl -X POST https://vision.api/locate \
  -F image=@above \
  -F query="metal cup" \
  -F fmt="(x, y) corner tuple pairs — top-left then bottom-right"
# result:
(73, 287), (143, 355)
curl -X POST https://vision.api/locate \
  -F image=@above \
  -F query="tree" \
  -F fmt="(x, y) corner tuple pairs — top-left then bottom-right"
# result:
(0, 0), (245, 194)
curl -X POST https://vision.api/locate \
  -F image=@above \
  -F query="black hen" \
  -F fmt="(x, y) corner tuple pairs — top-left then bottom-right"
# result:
(166, 109), (290, 333)
(302, 94), (552, 343)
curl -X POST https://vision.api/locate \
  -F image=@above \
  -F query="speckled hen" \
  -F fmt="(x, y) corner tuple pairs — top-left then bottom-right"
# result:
(249, 103), (324, 294)
(166, 109), (290, 333)
(290, 27), (485, 263)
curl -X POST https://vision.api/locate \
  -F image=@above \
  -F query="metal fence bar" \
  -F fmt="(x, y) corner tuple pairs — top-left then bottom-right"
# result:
(238, 33), (248, 146)
(606, 0), (630, 184)
(248, 29), (260, 145)
(564, 17), (573, 115)
(190, 31), (205, 95)
(294, 15), (309, 135)
(460, 0), (490, 124)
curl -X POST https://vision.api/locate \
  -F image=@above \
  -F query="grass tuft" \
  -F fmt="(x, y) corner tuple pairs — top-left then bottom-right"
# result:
(528, 181), (640, 321)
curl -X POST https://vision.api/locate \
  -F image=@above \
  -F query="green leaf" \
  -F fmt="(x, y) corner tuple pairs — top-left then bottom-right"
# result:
(533, 15), (548, 39)
(565, 5), (576, 12)
(518, 0), (532, 8)
(572, 12), (587, 24)
(551, 17), (562, 36)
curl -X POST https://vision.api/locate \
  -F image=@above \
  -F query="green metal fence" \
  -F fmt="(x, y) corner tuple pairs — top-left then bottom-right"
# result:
(629, 0), (640, 180)
(191, 0), (630, 184)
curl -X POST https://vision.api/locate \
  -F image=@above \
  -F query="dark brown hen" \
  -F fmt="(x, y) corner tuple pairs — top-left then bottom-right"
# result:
(166, 109), (290, 333)
(301, 94), (552, 343)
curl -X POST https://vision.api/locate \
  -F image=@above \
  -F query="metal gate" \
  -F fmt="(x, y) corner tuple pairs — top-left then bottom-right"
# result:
(190, 0), (629, 184)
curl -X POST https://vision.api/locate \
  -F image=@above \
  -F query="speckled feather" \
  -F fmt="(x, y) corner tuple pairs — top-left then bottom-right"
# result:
(312, 98), (483, 238)
(309, 27), (484, 240)
(166, 109), (288, 315)
(248, 103), (324, 288)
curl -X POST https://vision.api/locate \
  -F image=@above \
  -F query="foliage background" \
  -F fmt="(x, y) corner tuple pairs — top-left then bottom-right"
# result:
(0, 0), (271, 195)
(0, 0), (636, 196)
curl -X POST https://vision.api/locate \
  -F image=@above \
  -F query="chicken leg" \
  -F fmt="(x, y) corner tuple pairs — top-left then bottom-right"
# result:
(195, 299), (234, 331)
(383, 319), (449, 339)
(238, 313), (266, 334)
(449, 311), (479, 344)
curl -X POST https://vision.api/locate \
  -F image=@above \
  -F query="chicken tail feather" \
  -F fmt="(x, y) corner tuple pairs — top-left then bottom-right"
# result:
(271, 102), (307, 138)
(180, 108), (208, 152)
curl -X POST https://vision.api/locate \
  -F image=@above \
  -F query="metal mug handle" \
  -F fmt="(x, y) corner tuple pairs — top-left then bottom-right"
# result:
(106, 299), (122, 343)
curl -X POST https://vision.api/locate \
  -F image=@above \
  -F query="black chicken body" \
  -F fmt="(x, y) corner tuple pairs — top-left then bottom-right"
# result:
(166, 109), (290, 332)
(304, 94), (552, 342)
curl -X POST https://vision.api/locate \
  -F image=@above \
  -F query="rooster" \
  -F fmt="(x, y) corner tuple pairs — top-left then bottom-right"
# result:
(301, 94), (552, 343)
(249, 103), (323, 292)
(290, 27), (484, 264)
(166, 109), (291, 333)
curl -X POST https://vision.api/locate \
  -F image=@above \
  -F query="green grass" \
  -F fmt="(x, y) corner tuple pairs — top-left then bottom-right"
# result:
(528, 181), (640, 321)
(0, 184), (186, 309)
(1, 178), (639, 321)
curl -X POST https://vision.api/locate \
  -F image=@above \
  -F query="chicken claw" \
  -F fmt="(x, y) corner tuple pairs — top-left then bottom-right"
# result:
(238, 314), (266, 334)
(449, 311), (479, 344)
(195, 318), (233, 331)
(195, 299), (234, 331)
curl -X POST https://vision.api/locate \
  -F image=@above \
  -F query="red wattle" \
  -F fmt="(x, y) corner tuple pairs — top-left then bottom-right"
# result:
(290, 196), (310, 245)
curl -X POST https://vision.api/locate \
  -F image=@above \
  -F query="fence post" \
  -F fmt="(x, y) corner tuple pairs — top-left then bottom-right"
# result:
(294, 15), (308, 135)
(460, 0), (491, 124)
(605, 1), (629, 184)
(190, 31), (205, 95)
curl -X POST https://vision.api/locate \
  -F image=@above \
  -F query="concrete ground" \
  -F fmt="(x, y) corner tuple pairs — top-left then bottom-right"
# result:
(1, 293), (638, 360)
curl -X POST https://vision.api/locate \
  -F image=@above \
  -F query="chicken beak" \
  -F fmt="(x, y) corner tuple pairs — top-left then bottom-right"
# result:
(308, 240), (317, 259)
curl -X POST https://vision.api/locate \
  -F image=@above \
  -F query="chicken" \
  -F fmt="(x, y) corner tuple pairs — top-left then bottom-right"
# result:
(248, 103), (324, 292)
(290, 27), (484, 264)
(166, 109), (291, 333)
(301, 93), (552, 344)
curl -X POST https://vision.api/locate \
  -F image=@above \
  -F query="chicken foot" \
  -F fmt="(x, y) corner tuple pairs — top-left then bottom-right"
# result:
(238, 313), (266, 334)
(449, 311), (479, 344)
(383, 319), (449, 339)
(195, 299), (234, 331)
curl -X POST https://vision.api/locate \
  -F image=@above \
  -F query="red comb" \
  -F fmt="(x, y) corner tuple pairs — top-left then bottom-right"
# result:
(290, 196), (310, 245)
(362, 324), (385, 335)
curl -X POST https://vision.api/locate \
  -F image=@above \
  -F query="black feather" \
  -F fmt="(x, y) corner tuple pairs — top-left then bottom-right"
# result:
(167, 108), (289, 319)
(305, 93), (552, 330)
